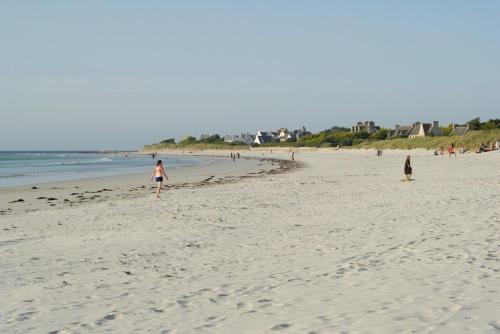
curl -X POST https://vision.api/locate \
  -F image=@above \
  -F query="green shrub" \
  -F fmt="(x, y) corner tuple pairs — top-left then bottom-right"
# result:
(468, 117), (481, 130)
(160, 138), (176, 144)
(482, 119), (500, 130)
(370, 129), (389, 140)
(179, 136), (198, 145)
(440, 124), (453, 136)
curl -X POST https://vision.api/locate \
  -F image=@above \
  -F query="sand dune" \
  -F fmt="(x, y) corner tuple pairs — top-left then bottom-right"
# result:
(1, 150), (499, 333)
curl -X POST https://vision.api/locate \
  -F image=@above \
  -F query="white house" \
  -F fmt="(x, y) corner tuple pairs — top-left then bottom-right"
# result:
(254, 131), (276, 145)
(408, 121), (442, 138)
(276, 126), (308, 142)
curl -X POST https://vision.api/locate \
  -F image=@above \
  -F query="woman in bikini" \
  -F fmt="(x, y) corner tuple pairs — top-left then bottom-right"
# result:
(150, 160), (169, 198)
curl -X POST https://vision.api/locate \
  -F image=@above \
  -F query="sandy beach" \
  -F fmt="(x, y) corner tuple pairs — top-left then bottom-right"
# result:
(1, 149), (499, 333)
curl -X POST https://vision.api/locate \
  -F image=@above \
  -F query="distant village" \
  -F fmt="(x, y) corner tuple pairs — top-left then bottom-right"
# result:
(195, 120), (472, 146)
(213, 126), (309, 146)
(351, 120), (470, 138)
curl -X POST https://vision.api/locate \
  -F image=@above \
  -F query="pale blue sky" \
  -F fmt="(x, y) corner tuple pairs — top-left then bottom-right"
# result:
(1, 1), (499, 150)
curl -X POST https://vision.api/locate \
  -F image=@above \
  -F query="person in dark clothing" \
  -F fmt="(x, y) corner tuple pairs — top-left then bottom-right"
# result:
(404, 155), (412, 181)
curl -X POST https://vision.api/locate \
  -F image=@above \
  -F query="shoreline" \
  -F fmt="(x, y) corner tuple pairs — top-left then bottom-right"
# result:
(0, 152), (205, 189)
(0, 154), (298, 217)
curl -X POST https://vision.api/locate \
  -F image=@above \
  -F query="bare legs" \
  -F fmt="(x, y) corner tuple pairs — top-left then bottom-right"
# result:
(156, 181), (162, 198)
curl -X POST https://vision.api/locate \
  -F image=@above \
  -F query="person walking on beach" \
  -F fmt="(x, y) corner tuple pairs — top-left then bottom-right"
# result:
(151, 160), (169, 198)
(404, 155), (412, 181)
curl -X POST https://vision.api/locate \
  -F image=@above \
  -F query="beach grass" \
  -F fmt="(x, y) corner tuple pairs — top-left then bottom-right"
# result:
(142, 129), (500, 152)
(142, 142), (250, 152)
(354, 129), (500, 151)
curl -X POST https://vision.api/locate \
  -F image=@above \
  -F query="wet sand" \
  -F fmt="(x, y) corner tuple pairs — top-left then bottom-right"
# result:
(1, 155), (294, 216)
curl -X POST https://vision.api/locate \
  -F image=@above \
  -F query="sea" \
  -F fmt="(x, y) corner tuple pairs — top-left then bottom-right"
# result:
(0, 151), (202, 188)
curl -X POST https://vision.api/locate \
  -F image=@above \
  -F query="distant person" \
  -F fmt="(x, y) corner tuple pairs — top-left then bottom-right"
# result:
(150, 160), (169, 198)
(459, 144), (465, 154)
(237, 152), (240, 159)
(477, 143), (486, 153)
(404, 155), (412, 181)
(448, 144), (456, 157)
(291, 151), (295, 162)
(496, 140), (500, 150)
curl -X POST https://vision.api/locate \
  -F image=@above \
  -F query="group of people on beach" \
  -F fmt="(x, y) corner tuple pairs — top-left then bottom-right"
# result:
(148, 140), (497, 198)
(230, 152), (240, 161)
(476, 141), (500, 153)
(433, 141), (500, 156)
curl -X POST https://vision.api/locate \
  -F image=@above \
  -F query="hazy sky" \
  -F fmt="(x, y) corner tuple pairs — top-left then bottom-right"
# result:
(1, 1), (499, 150)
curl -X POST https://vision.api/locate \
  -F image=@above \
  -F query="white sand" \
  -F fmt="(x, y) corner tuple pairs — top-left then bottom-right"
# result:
(1, 149), (499, 333)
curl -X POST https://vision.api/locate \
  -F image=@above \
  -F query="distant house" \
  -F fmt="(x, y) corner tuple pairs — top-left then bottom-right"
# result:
(351, 121), (380, 134)
(387, 124), (414, 138)
(450, 123), (470, 136)
(277, 126), (309, 142)
(224, 135), (241, 143)
(254, 131), (276, 145)
(408, 121), (442, 138)
(224, 133), (255, 145)
(240, 133), (256, 145)
(277, 128), (289, 142)
(198, 134), (213, 141)
(294, 126), (309, 139)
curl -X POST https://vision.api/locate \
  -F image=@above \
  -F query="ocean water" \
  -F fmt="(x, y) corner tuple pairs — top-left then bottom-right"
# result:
(0, 151), (202, 188)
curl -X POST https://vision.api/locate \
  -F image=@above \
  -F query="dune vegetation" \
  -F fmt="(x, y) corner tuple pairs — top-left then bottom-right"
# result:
(143, 118), (499, 152)
(355, 128), (500, 151)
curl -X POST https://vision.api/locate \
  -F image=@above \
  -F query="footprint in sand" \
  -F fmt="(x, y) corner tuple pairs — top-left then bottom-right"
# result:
(271, 323), (291, 331)
(95, 313), (122, 326)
